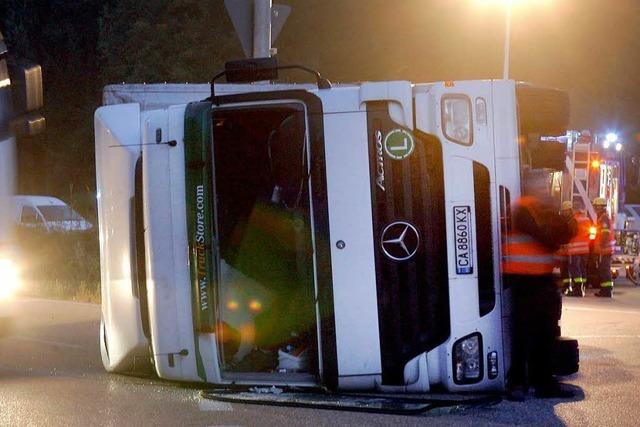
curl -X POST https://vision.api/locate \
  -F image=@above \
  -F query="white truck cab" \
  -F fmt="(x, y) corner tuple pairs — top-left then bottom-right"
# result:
(95, 59), (576, 392)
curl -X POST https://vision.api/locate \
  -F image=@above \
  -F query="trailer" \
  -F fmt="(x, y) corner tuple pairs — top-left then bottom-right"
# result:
(95, 59), (578, 393)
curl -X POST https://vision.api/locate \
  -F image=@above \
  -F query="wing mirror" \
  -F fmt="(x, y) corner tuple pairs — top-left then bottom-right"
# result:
(8, 59), (45, 136)
(9, 59), (43, 114)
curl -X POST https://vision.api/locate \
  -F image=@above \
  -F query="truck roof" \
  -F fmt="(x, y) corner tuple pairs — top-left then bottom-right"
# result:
(102, 80), (427, 132)
(103, 83), (318, 110)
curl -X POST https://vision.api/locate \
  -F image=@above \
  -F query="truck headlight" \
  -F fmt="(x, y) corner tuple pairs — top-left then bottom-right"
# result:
(0, 259), (20, 300)
(453, 333), (483, 384)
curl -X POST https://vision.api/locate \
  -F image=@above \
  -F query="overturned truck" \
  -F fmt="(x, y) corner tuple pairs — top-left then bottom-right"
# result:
(95, 59), (578, 393)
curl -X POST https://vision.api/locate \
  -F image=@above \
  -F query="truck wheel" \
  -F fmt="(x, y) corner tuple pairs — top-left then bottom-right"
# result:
(552, 336), (579, 376)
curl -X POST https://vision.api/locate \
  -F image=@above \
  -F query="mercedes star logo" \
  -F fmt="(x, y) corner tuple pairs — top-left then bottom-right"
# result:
(381, 221), (420, 261)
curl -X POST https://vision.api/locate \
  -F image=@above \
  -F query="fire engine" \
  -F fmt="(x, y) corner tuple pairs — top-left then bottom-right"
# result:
(556, 130), (624, 290)
(559, 131), (621, 224)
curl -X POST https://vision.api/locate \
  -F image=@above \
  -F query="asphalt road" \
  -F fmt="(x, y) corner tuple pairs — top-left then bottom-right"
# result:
(1, 276), (640, 426)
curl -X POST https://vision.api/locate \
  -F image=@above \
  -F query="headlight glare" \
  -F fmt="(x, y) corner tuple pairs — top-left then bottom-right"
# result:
(0, 259), (20, 299)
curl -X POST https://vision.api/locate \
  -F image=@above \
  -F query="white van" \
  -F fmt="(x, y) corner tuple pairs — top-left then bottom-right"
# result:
(12, 195), (92, 232)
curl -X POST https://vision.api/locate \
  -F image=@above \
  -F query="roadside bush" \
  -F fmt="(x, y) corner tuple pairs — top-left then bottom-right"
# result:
(15, 227), (100, 303)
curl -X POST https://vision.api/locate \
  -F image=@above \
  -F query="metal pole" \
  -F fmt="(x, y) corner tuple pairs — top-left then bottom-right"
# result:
(253, 0), (272, 58)
(502, 0), (512, 80)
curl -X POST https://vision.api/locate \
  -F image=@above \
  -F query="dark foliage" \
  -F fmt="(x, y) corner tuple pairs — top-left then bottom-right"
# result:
(98, 0), (241, 83)
(0, 0), (104, 216)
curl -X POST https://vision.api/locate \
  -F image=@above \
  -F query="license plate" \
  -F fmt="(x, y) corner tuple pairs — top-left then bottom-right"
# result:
(453, 206), (473, 275)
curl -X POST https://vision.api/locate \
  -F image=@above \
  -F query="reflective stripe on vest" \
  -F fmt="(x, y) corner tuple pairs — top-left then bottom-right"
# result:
(567, 242), (589, 255)
(567, 214), (591, 255)
(502, 231), (556, 275)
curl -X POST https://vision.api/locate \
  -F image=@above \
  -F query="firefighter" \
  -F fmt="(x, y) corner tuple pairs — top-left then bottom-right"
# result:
(503, 172), (575, 400)
(593, 197), (616, 297)
(566, 207), (592, 297)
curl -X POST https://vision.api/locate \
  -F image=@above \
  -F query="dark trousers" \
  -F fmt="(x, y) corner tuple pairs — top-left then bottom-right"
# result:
(568, 254), (587, 283)
(507, 274), (560, 389)
(558, 258), (570, 288)
(598, 254), (613, 289)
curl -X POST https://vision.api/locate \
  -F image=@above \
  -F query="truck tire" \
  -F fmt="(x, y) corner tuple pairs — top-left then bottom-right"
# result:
(552, 336), (579, 376)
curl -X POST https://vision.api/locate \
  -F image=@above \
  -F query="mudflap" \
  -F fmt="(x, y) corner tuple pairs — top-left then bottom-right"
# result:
(200, 388), (501, 415)
(552, 336), (579, 376)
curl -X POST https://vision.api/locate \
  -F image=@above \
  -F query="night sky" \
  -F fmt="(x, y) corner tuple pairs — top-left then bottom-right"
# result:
(276, 0), (640, 136)
(1, 0), (639, 204)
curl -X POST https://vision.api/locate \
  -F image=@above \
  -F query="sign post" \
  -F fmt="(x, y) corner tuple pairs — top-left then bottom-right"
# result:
(253, 0), (272, 58)
(225, 0), (292, 58)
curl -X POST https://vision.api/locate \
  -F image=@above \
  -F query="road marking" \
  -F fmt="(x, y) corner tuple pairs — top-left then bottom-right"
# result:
(10, 336), (85, 349)
(565, 306), (640, 316)
(199, 399), (234, 412)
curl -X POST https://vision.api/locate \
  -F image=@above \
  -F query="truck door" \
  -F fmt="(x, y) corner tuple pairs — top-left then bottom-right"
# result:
(417, 81), (500, 316)
(415, 81), (506, 389)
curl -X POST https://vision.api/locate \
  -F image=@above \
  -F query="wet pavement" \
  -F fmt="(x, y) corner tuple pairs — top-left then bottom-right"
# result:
(1, 277), (640, 426)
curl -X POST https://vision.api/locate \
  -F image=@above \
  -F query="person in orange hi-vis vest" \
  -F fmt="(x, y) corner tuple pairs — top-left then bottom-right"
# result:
(566, 207), (592, 297)
(593, 197), (616, 297)
(502, 171), (575, 401)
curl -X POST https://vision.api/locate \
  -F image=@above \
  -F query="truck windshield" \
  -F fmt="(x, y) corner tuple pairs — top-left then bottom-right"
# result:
(211, 103), (317, 378)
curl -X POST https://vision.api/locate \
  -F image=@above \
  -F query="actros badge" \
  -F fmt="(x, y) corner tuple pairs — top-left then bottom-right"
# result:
(381, 221), (420, 261)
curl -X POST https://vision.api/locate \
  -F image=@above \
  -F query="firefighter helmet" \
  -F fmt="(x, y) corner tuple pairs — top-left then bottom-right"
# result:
(560, 201), (573, 211)
(593, 197), (607, 207)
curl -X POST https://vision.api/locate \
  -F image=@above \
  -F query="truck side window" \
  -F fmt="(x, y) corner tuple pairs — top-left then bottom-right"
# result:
(441, 94), (473, 146)
(475, 97), (487, 126)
